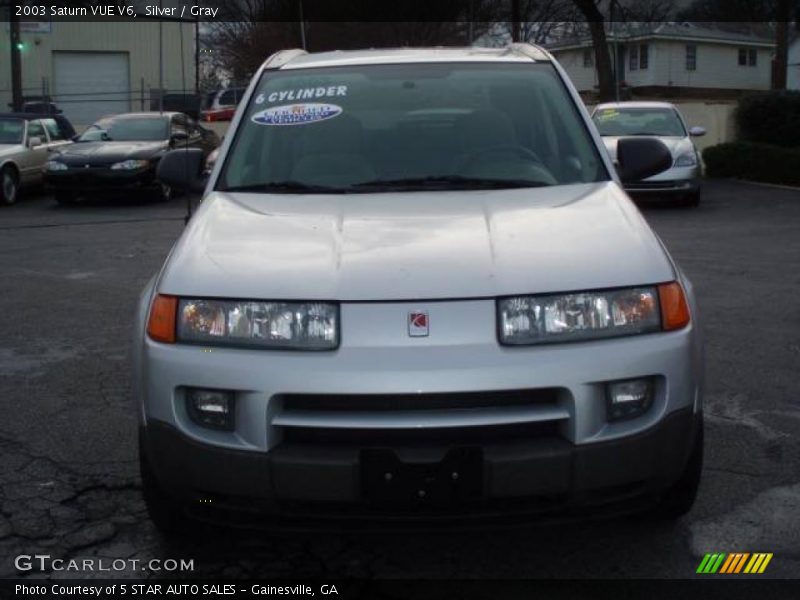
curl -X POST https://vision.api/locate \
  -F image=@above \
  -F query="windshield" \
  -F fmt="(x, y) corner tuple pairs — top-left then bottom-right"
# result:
(218, 63), (607, 193)
(0, 118), (25, 144)
(593, 107), (686, 137)
(77, 116), (168, 142)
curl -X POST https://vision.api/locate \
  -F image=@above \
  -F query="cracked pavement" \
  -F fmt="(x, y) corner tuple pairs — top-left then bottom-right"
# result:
(1, 181), (799, 579)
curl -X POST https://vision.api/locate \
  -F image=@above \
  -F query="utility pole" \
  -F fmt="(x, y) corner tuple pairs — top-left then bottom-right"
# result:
(158, 0), (164, 112)
(9, 7), (23, 111)
(299, 0), (307, 50)
(511, 0), (521, 42)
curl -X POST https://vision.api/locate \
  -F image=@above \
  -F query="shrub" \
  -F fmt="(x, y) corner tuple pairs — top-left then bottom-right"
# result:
(735, 91), (800, 148)
(703, 142), (800, 186)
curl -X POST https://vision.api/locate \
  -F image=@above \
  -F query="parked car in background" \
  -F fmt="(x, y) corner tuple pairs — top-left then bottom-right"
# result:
(22, 100), (63, 115)
(8, 96), (64, 116)
(161, 94), (202, 120)
(141, 45), (703, 533)
(201, 87), (245, 122)
(0, 112), (75, 205)
(44, 112), (219, 205)
(592, 102), (705, 206)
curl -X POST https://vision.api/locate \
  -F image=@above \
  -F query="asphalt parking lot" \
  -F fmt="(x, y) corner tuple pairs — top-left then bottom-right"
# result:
(0, 179), (798, 581)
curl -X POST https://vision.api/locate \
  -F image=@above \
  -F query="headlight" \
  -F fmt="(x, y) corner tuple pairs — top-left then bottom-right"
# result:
(46, 160), (68, 171)
(110, 159), (149, 170)
(177, 299), (339, 350)
(498, 287), (661, 345)
(674, 152), (697, 167)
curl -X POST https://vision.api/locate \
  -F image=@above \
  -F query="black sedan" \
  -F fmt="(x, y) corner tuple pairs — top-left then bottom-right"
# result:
(44, 112), (219, 205)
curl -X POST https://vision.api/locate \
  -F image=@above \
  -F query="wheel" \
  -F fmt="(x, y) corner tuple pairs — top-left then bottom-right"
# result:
(139, 430), (193, 534)
(54, 191), (76, 205)
(650, 418), (704, 519)
(1, 166), (20, 205)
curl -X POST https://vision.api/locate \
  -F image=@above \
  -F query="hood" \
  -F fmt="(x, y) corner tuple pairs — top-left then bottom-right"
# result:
(159, 182), (675, 302)
(601, 136), (693, 162)
(55, 141), (166, 164)
(0, 143), (25, 157)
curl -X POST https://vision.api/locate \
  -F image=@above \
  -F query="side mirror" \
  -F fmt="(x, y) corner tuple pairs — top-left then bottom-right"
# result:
(157, 149), (207, 193)
(689, 126), (706, 137)
(28, 136), (43, 148)
(616, 138), (673, 183)
(170, 131), (190, 145)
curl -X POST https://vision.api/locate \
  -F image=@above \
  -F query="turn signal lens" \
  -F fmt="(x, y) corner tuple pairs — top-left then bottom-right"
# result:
(658, 282), (690, 331)
(147, 294), (178, 343)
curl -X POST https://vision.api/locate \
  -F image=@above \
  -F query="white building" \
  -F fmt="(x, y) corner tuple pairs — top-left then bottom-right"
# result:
(1, 19), (196, 126)
(789, 36), (800, 90)
(548, 23), (775, 99)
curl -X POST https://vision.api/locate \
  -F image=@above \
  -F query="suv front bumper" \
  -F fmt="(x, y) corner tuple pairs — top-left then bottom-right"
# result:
(142, 407), (700, 524)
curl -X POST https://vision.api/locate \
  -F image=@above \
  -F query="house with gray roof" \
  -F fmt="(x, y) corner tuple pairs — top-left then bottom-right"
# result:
(547, 23), (776, 99)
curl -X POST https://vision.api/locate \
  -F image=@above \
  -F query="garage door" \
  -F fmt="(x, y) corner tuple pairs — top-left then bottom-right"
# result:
(53, 52), (130, 127)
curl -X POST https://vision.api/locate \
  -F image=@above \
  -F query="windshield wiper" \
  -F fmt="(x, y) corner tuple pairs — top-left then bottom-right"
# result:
(352, 175), (551, 191)
(220, 181), (355, 194)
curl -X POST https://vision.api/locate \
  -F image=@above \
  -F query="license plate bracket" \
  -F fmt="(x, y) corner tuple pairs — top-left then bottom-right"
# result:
(361, 447), (484, 507)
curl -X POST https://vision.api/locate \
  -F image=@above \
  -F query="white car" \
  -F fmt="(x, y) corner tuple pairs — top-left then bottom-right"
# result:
(137, 45), (704, 532)
(592, 101), (705, 206)
(0, 113), (73, 205)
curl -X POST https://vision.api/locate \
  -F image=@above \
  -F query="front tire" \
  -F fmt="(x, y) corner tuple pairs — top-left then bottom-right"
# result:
(139, 430), (193, 535)
(1, 166), (20, 205)
(153, 183), (172, 203)
(650, 418), (703, 519)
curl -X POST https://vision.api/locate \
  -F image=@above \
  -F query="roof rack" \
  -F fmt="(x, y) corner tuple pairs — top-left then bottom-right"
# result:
(506, 43), (550, 62)
(263, 48), (308, 70)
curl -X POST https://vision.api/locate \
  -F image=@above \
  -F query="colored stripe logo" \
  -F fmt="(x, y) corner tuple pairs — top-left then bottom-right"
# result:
(697, 553), (773, 574)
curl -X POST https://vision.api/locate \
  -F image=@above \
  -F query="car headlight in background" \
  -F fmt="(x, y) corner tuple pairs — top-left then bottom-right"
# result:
(498, 282), (690, 345)
(147, 297), (339, 349)
(45, 160), (68, 171)
(110, 159), (150, 170)
(674, 152), (698, 167)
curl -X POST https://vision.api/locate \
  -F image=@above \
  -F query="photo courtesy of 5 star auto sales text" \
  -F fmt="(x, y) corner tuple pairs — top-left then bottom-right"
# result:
(1, 0), (799, 598)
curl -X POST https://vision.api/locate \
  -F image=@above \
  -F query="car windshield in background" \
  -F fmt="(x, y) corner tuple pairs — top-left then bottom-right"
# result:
(77, 116), (168, 142)
(218, 63), (607, 193)
(593, 107), (686, 137)
(0, 118), (25, 144)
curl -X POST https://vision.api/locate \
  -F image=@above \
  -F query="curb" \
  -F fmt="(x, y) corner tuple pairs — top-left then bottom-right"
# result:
(734, 179), (800, 192)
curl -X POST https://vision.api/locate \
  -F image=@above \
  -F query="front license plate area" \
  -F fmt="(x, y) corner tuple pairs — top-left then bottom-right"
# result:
(361, 447), (483, 507)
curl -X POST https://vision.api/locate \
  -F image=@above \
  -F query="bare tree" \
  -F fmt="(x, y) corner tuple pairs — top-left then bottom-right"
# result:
(572, 0), (615, 101)
(205, 0), (502, 81)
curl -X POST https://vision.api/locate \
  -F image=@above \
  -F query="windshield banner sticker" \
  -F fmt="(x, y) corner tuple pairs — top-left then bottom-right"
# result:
(251, 103), (343, 126)
(264, 86), (348, 104)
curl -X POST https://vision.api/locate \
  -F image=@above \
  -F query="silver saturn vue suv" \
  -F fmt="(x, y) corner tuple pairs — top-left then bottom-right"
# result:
(137, 44), (704, 532)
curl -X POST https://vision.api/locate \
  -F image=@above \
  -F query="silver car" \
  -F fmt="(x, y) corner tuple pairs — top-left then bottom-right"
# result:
(591, 101), (705, 206)
(136, 45), (704, 532)
(0, 113), (73, 205)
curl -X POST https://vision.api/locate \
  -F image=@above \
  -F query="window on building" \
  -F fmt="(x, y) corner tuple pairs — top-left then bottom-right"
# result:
(629, 44), (639, 70)
(686, 45), (697, 71)
(739, 48), (758, 67)
(639, 44), (649, 69)
(583, 48), (593, 68)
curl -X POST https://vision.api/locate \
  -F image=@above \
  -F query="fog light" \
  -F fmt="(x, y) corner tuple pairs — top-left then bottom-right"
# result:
(186, 388), (234, 430)
(606, 378), (653, 421)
